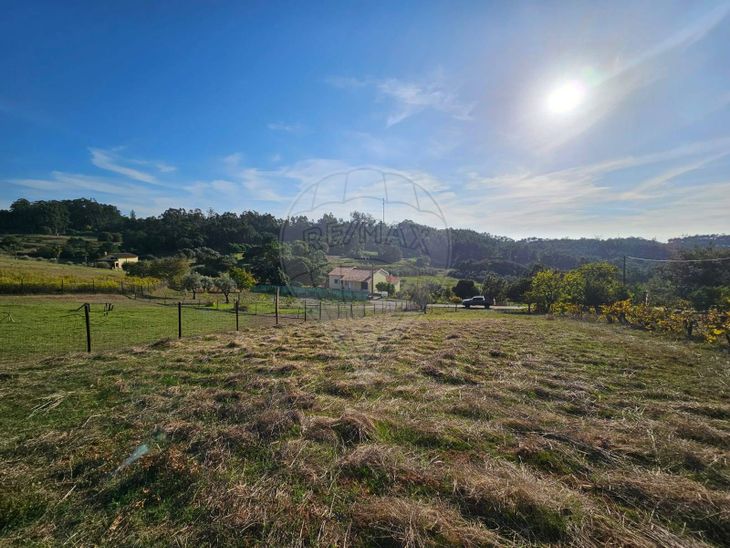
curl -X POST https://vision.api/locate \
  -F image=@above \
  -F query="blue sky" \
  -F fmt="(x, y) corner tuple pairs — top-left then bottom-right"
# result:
(1, 1), (730, 239)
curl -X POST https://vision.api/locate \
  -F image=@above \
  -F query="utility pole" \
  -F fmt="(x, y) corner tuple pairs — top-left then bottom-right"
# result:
(622, 256), (627, 287)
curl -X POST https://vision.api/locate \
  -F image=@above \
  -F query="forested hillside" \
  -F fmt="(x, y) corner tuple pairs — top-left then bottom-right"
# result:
(1, 198), (728, 275)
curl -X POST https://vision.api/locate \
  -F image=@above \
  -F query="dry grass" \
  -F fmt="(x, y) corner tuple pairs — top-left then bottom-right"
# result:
(0, 310), (728, 545)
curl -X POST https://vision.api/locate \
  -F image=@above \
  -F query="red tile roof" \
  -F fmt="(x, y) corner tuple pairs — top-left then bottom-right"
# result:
(328, 267), (387, 282)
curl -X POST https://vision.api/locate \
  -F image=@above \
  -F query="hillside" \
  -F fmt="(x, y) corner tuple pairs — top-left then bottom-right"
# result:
(2, 199), (728, 276)
(1, 312), (728, 545)
(0, 255), (126, 282)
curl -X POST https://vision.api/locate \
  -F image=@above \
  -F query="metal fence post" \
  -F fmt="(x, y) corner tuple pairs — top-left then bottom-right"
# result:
(84, 303), (91, 353)
(304, 301), (307, 322)
(235, 299), (240, 331)
(319, 299), (322, 321)
(178, 301), (182, 338)
(350, 302), (353, 318)
(275, 287), (280, 325)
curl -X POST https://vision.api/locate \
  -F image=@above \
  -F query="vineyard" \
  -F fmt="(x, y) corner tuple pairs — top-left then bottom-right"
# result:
(0, 256), (161, 295)
(550, 300), (730, 346)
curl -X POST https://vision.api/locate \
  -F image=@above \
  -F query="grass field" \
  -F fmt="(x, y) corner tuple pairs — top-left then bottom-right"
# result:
(1, 311), (728, 545)
(0, 295), (404, 365)
(0, 255), (126, 281)
(400, 273), (457, 291)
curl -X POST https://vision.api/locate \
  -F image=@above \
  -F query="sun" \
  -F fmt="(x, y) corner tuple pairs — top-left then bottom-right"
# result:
(546, 80), (586, 115)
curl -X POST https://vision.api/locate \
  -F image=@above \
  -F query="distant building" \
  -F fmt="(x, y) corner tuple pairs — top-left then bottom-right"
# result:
(99, 252), (138, 270)
(386, 274), (401, 293)
(326, 266), (400, 294)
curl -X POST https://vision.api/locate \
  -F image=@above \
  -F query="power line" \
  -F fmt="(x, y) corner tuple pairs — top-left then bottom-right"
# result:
(625, 255), (730, 263)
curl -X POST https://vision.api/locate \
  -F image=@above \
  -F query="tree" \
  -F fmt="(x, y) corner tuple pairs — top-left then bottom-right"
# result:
(375, 281), (396, 295)
(229, 267), (256, 290)
(527, 270), (563, 312)
(36, 243), (62, 260)
(405, 285), (431, 312)
(506, 276), (532, 304)
(378, 244), (403, 264)
(200, 275), (214, 294)
(246, 240), (289, 285)
(663, 249), (730, 309)
(0, 236), (21, 252)
(182, 272), (203, 299)
(282, 241), (329, 286)
(214, 274), (237, 303)
(124, 257), (188, 287)
(563, 262), (623, 312)
(453, 279), (479, 299)
(481, 273), (506, 304)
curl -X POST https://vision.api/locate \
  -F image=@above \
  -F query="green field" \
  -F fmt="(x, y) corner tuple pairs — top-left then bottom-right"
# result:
(0, 255), (126, 281)
(1, 311), (728, 545)
(0, 295), (405, 364)
(0, 295), (243, 363)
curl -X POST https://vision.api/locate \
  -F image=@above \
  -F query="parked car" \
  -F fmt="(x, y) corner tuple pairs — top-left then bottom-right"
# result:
(462, 295), (490, 308)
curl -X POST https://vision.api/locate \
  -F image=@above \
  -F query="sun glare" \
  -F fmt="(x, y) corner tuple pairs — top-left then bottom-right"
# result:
(546, 80), (586, 115)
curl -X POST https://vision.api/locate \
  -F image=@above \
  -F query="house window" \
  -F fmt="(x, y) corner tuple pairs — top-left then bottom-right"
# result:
(361, 281), (368, 290)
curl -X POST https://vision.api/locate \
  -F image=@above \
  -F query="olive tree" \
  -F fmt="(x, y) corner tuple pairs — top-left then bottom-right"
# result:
(182, 272), (203, 299)
(214, 274), (238, 303)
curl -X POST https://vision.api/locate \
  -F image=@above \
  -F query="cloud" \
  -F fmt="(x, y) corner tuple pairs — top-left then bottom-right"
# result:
(620, 150), (730, 200)
(8, 171), (156, 199)
(327, 74), (474, 126)
(8, 136), (728, 241)
(376, 78), (474, 127)
(614, 3), (730, 77)
(267, 122), (304, 133)
(89, 147), (175, 184)
(446, 138), (730, 238)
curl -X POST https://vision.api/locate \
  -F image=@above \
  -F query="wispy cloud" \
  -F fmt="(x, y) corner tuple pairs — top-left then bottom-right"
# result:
(327, 74), (474, 127)
(449, 138), (730, 238)
(8, 171), (155, 199)
(614, 3), (730, 76)
(267, 122), (304, 133)
(376, 78), (474, 126)
(7, 136), (728, 241)
(89, 147), (175, 184)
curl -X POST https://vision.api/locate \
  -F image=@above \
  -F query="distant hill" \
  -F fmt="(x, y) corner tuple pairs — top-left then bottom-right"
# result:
(668, 234), (730, 249)
(1, 197), (727, 277)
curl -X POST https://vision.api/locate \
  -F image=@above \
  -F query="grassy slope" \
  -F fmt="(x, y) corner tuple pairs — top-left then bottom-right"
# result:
(1, 312), (728, 545)
(0, 255), (126, 281)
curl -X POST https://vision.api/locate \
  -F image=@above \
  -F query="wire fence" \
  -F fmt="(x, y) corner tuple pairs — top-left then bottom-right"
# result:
(0, 294), (418, 365)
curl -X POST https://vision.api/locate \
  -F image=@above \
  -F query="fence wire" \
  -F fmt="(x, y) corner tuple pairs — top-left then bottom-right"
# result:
(0, 295), (417, 365)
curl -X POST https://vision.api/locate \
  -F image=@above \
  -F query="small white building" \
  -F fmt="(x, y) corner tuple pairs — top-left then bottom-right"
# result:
(99, 252), (138, 269)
